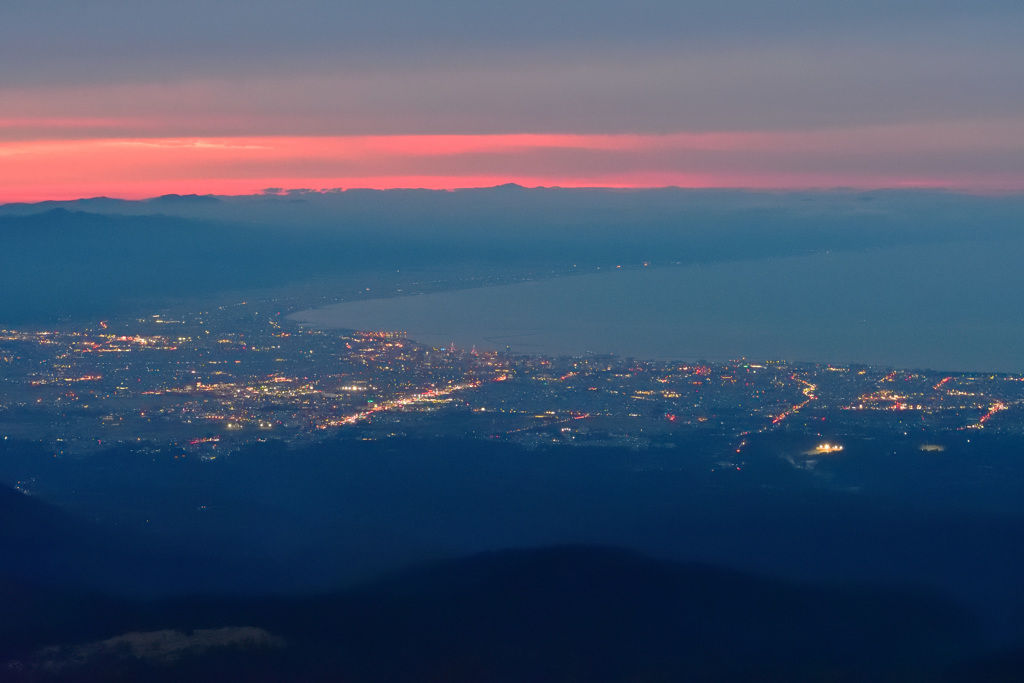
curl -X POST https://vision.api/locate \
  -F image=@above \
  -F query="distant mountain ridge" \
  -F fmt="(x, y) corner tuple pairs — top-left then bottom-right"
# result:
(3, 188), (1024, 327)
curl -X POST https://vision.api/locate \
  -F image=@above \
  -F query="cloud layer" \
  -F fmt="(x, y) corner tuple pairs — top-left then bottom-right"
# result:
(2, 1), (1022, 198)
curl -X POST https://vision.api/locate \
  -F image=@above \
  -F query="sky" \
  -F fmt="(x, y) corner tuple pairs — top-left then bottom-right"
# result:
(2, 0), (1023, 201)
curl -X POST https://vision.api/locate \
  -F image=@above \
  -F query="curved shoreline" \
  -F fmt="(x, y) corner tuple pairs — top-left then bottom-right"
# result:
(286, 245), (1024, 373)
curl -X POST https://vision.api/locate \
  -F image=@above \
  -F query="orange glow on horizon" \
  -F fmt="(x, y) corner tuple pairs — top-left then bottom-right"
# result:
(2, 132), (1022, 203)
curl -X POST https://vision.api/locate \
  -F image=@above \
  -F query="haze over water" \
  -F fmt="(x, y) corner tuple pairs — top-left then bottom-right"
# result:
(292, 238), (1024, 374)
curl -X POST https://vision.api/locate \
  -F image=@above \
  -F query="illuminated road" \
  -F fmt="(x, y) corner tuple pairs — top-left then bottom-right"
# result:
(771, 374), (818, 425)
(735, 373), (818, 454)
(317, 380), (485, 428)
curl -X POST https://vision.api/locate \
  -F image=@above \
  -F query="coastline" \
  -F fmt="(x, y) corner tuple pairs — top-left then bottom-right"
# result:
(287, 247), (1024, 373)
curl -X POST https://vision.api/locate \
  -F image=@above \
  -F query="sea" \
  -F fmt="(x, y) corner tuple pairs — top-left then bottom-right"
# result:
(289, 238), (1024, 374)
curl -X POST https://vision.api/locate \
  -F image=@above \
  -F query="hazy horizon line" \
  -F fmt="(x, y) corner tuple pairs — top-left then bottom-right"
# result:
(6, 183), (1024, 206)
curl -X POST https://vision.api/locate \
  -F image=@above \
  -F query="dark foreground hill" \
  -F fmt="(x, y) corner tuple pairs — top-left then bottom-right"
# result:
(4, 474), (1024, 681)
(0, 545), (989, 683)
(5, 432), (1024, 680)
(4, 435), (1024, 618)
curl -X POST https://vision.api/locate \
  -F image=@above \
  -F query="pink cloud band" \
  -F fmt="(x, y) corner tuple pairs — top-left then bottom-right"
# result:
(2, 126), (1022, 202)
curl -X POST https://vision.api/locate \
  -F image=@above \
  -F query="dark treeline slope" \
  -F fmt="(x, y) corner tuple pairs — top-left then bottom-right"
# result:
(3, 435), (1024, 636)
(0, 540), (985, 682)
(4, 434), (1024, 679)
